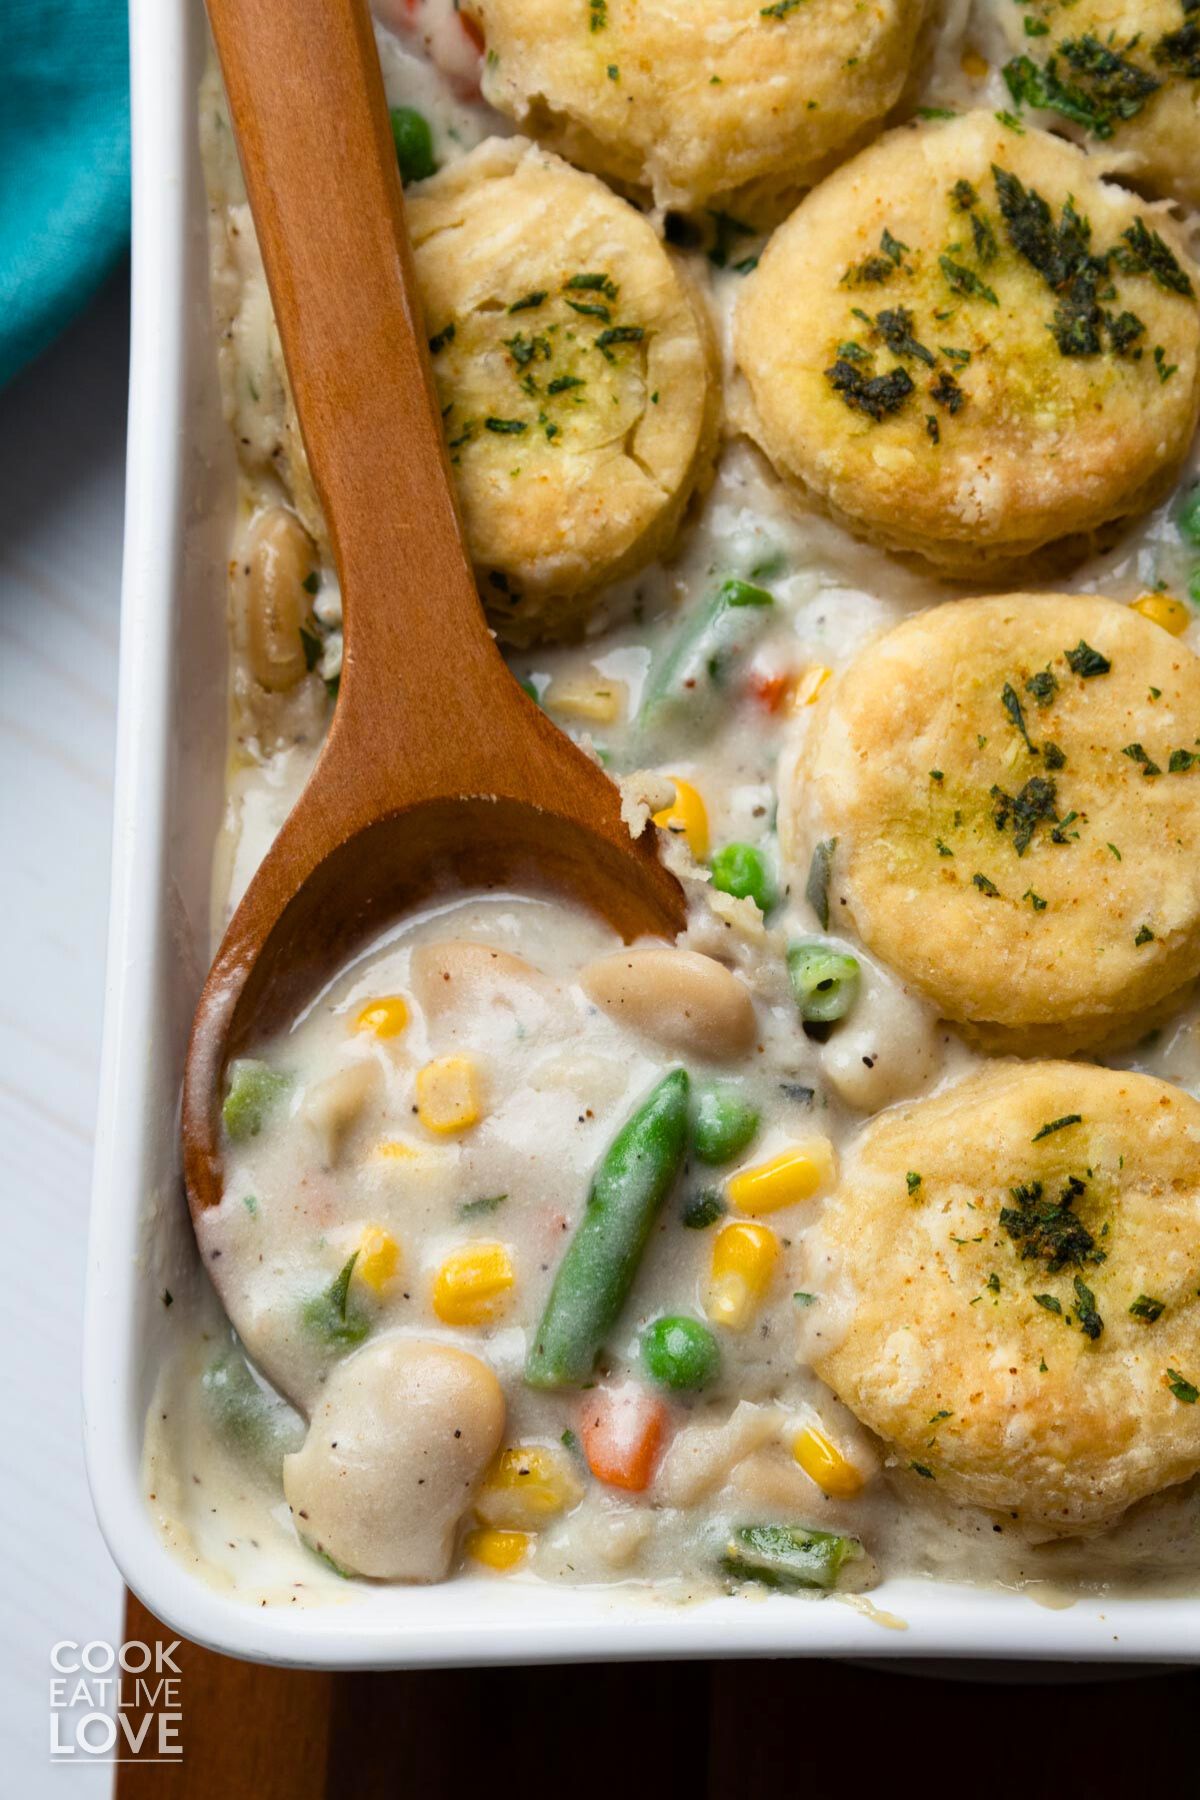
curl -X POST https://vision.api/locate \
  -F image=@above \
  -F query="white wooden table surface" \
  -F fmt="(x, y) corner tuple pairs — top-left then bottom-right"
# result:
(1, 275), (131, 1796)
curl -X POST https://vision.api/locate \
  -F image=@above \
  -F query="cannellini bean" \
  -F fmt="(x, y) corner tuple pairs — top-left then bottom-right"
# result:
(300, 1059), (380, 1163)
(283, 1339), (505, 1581)
(580, 948), (756, 1057)
(410, 940), (552, 1023)
(237, 506), (318, 692)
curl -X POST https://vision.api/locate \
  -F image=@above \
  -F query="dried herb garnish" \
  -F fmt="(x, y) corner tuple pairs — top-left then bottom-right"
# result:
(1000, 1173), (1100, 1273)
(1043, 742), (1067, 771)
(1034, 1292), (1062, 1315)
(1115, 219), (1195, 298)
(1129, 1294), (1165, 1323)
(972, 872), (1000, 896)
(596, 325), (645, 350)
(1167, 1368), (1199, 1404)
(825, 359), (914, 421)
(1024, 889), (1048, 911)
(428, 321), (456, 354)
(1001, 681), (1037, 752)
(907, 1171), (923, 1195)
(874, 306), (936, 366)
(1065, 639), (1111, 677)
(842, 229), (909, 287)
(1123, 741), (1162, 777)
(930, 369), (966, 412)
(1025, 668), (1058, 707)
(507, 290), (546, 313)
(990, 775), (1061, 855)
(565, 272), (618, 298)
(1002, 36), (1160, 140)
(1170, 748), (1198, 773)
(1032, 1114), (1082, 1142)
(485, 417), (528, 434)
(940, 256), (999, 306)
(1155, 19), (1200, 79)
(1135, 924), (1156, 945)
(504, 332), (551, 369)
(547, 374), (585, 394)
(1074, 1274), (1103, 1340)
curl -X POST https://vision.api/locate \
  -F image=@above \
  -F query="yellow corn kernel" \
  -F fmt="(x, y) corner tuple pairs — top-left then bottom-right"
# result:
(1132, 591), (1191, 636)
(793, 665), (832, 709)
(705, 1219), (779, 1330)
(476, 1445), (584, 1529)
(543, 671), (627, 724)
(727, 1139), (836, 1215)
(464, 1527), (529, 1571)
(373, 1138), (419, 1161)
(416, 1054), (480, 1134)
(354, 994), (410, 1038)
(356, 1225), (400, 1294)
(652, 777), (710, 860)
(793, 1426), (864, 1499)
(432, 1241), (514, 1325)
(961, 47), (988, 79)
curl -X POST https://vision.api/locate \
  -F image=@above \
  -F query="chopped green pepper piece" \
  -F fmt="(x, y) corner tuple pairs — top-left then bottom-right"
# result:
(222, 1059), (290, 1143)
(301, 1253), (370, 1350)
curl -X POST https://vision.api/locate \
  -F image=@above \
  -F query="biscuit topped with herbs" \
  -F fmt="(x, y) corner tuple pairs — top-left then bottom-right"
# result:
(805, 1062), (1200, 1532)
(998, 0), (1200, 208)
(790, 592), (1200, 1052)
(462, 0), (928, 222)
(735, 112), (1200, 574)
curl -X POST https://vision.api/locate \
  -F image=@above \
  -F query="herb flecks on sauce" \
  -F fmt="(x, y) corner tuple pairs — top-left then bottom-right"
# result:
(1000, 1172), (1102, 1274)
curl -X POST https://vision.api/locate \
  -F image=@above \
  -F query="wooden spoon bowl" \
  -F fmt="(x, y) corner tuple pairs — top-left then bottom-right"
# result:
(183, 0), (684, 1215)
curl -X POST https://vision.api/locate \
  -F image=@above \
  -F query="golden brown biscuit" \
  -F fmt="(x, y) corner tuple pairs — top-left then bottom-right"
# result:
(789, 593), (1200, 1053)
(406, 137), (718, 644)
(734, 113), (1200, 574)
(464, 0), (928, 221)
(806, 1061), (1200, 1532)
(997, 0), (1200, 209)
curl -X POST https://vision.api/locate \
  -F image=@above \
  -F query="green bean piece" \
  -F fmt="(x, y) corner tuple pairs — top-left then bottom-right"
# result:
(721, 1524), (863, 1591)
(201, 1348), (305, 1464)
(788, 943), (861, 1024)
(640, 1315), (721, 1392)
(1178, 486), (1200, 548)
(692, 1082), (760, 1166)
(389, 105), (437, 184)
(525, 1070), (690, 1388)
(639, 579), (774, 742)
(301, 1253), (371, 1350)
(710, 842), (776, 913)
(222, 1059), (291, 1143)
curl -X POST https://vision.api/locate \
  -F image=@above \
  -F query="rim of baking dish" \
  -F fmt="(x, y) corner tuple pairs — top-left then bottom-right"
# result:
(82, 0), (1200, 1670)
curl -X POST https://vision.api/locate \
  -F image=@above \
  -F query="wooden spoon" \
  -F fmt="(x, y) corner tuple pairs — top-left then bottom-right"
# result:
(183, 0), (685, 1213)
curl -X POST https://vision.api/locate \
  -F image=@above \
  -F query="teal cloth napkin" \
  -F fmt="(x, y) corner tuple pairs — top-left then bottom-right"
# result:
(1, 0), (130, 390)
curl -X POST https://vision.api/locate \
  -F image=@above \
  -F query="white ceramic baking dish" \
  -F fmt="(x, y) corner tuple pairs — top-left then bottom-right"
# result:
(83, 0), (1199, 1667)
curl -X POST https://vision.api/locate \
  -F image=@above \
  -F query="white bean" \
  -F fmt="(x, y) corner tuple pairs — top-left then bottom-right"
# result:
(580, 947), (756, 1057)
(237, 505), (318, 692)
(283, 1339), (505, 1582)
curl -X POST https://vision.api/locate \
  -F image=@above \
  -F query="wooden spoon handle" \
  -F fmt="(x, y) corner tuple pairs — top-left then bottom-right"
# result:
(205, 0), (503, 743)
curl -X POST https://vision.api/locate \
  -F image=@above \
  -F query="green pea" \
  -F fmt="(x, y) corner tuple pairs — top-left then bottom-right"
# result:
(692, 1083), (760, 1166)
(640, 1315), (721, 1391)
(787, 942), (861, 1023)
(1179, 486), (1200, 549)
(710, 842), (776, 914)
(222, 1059), (291, 1143)
(389, 106), (437, 185)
